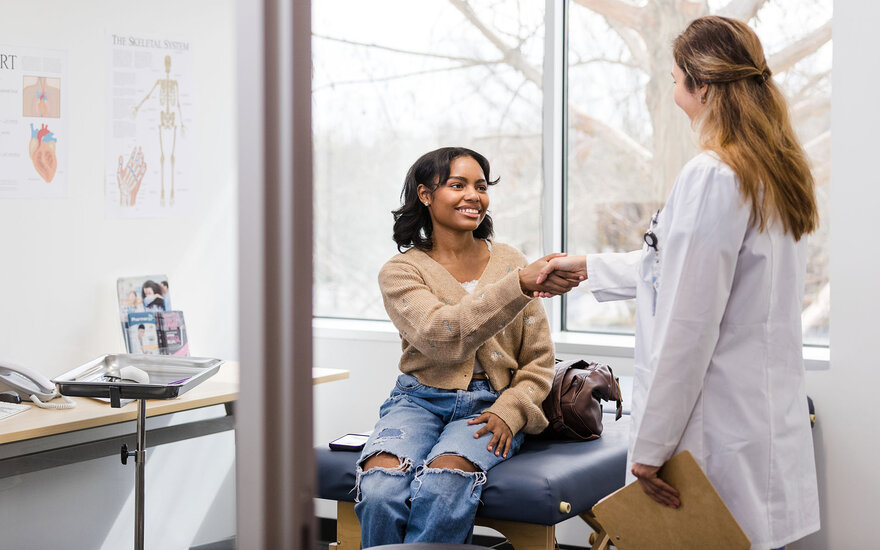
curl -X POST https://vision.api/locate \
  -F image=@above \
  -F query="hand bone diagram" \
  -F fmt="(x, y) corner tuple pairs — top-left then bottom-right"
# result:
(28, 123), (57, 183)
(117, 146), (147, 206)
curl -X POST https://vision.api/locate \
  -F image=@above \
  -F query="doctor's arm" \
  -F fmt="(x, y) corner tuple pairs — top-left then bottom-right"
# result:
(536, 251), (642, 301)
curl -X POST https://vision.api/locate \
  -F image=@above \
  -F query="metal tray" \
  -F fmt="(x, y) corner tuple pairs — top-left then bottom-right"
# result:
(53, 354), (223, 402)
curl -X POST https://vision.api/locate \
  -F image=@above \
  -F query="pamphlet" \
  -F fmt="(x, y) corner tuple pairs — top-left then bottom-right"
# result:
(156, 310), (189, 356)
(127, 311), (160, 355)
(117, 275), (171, 352)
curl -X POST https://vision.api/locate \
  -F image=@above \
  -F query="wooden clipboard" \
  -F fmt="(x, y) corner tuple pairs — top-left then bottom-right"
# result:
(592, 450), (750, 549)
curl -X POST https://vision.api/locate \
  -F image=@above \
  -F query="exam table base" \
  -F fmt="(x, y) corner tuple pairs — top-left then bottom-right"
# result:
(329, 501), (616, 550)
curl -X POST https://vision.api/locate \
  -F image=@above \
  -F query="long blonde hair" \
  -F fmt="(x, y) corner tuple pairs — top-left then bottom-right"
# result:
(673, 16), (818, 240)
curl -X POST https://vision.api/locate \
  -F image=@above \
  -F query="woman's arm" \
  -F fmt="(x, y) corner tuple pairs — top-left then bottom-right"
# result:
(483, 298), (555, 437)
(379, 252), (576, 364)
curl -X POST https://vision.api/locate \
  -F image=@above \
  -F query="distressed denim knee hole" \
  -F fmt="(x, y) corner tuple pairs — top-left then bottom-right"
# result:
(411, 465), (487, 501)
(426, 452), (480, 473)
(354, 454), (413, 503)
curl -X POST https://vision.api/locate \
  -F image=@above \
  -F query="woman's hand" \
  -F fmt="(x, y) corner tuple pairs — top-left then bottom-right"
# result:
(468, 411), (514, 458)
(535, 255), (587, 286)
(519, 253), (584, 297)
(631, 462), (680, 508)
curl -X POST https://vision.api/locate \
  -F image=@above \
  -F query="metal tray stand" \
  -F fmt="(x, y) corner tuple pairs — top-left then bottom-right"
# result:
(54, 354), (223, 550)
(54, 354), (222, 406)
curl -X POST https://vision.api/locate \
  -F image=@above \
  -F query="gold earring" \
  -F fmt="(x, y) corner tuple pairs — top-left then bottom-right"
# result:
(700, 95), (707, 104)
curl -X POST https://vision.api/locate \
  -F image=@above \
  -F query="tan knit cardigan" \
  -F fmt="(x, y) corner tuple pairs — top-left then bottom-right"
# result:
(378, 241), (555, 435)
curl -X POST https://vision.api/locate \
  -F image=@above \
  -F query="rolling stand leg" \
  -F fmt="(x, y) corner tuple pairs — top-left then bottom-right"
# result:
(120, 398), (147, 550)
(135, 398), (146, 550)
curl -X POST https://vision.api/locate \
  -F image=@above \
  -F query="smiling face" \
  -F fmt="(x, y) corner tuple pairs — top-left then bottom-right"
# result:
(419, 155), (489, 235)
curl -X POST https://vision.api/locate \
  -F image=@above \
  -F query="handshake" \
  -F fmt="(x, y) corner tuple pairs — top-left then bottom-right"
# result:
(519, 253), (587, 298)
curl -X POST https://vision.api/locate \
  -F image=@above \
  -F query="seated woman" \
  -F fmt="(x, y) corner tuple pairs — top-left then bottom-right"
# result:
(354, 147), (578, 547)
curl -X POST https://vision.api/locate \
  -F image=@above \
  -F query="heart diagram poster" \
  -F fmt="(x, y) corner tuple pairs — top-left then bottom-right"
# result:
(0, 46), (68, 199)
(105, 33), (193, 218)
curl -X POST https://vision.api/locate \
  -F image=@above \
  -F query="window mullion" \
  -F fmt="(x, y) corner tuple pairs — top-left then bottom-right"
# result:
(542, 0), (566, 334)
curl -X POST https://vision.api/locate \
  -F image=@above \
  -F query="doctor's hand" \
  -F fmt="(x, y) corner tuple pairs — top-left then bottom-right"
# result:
(519, 253), (583, 298)
(469, 411), (514, 458)
(535, 255), (587, 288)
(632, 462), (680, 508)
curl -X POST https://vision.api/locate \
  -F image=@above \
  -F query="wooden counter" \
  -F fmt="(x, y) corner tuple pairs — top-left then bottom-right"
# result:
(0, 363), (348, 445)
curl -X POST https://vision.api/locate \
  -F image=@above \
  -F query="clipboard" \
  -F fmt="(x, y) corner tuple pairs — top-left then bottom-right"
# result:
(592, 450), (750, 549)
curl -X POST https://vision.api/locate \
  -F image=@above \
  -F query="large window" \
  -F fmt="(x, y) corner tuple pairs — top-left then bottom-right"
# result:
(313, 0), (831, 346)
(312, 1), (545, 320)
(564, 0), (831, 344)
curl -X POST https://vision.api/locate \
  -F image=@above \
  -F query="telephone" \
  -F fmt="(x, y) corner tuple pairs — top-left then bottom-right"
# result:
(0, 360), (75, 409)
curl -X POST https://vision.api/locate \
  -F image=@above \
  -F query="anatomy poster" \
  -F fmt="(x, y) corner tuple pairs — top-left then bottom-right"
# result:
(0, 45), (68, 199)
(105, 33), (194, 218)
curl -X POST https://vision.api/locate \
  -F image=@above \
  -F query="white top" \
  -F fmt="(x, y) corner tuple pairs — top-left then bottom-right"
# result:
(462, 240), (492, 375)
(586, 152), (819, 549)
(461, 280), (485, 374)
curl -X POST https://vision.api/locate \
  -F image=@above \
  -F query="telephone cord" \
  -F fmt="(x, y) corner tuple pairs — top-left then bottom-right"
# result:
(29, 393), (76, 409)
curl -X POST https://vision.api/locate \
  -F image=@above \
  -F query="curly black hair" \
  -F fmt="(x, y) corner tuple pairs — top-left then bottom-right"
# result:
(392, 147), (499, 252)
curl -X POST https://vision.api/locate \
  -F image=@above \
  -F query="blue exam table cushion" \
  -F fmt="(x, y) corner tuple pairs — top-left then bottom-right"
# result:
(316, 414), (631, 526)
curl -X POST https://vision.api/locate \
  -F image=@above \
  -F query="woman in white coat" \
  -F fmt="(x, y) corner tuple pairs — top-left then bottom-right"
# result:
(537, 16), (820, 549)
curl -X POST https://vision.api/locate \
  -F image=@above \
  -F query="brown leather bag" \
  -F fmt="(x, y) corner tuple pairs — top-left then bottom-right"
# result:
(541, 359), (623, 441)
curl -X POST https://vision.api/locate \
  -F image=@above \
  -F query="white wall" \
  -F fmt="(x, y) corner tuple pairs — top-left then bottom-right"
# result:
(0, 1), (238, 549)
(795, 0), (880, 547)
(313, 1), (880, 547)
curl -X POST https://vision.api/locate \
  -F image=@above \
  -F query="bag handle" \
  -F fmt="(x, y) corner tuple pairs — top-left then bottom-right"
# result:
(551, 359), (623, 421)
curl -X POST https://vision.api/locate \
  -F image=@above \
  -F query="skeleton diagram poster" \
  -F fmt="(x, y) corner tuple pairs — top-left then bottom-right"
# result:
(0, 45), (68, 199)
(105, 33), (193, 218)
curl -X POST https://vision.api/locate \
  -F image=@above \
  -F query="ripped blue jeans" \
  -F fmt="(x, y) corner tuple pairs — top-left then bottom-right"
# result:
(354, 373), (524, 548)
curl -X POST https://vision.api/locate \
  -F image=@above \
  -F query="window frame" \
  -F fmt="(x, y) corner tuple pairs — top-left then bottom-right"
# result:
(312, 0), (830, 370)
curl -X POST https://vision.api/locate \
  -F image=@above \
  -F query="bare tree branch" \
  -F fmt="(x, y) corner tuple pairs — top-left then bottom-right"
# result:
(450, 0), (651, 169)
(606, 18), (650, 72)
(811, 159), (830, 188)
(715, 0), (769, 22)
(313, 33), (493, 64)
(448, 0), (542, 85)
(791, 95), (830, 126)
(570, 109), (653, 168)
(571, 56), (641, 69)
(768, 20), (832, 74)
(791, 70), (831, 104)
(804, 130), (830, 160)
(495, 79), (530, 134)
(312, 61), (497, 92)
(675, 0), (708, 20)
(570, 0), (649, 30)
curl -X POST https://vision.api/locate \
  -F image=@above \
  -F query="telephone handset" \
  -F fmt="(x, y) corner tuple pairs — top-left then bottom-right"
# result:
(0, 360), (75, 409)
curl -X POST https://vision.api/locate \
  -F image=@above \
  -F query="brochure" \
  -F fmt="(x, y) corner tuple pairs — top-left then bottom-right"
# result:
(116, 275), (171, 351)
(156, 311), (189, 356)
(127, 311), (160, 355)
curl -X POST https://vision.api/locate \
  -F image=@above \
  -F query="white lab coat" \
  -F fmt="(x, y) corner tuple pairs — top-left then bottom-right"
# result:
(587, 153), (819, 549)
